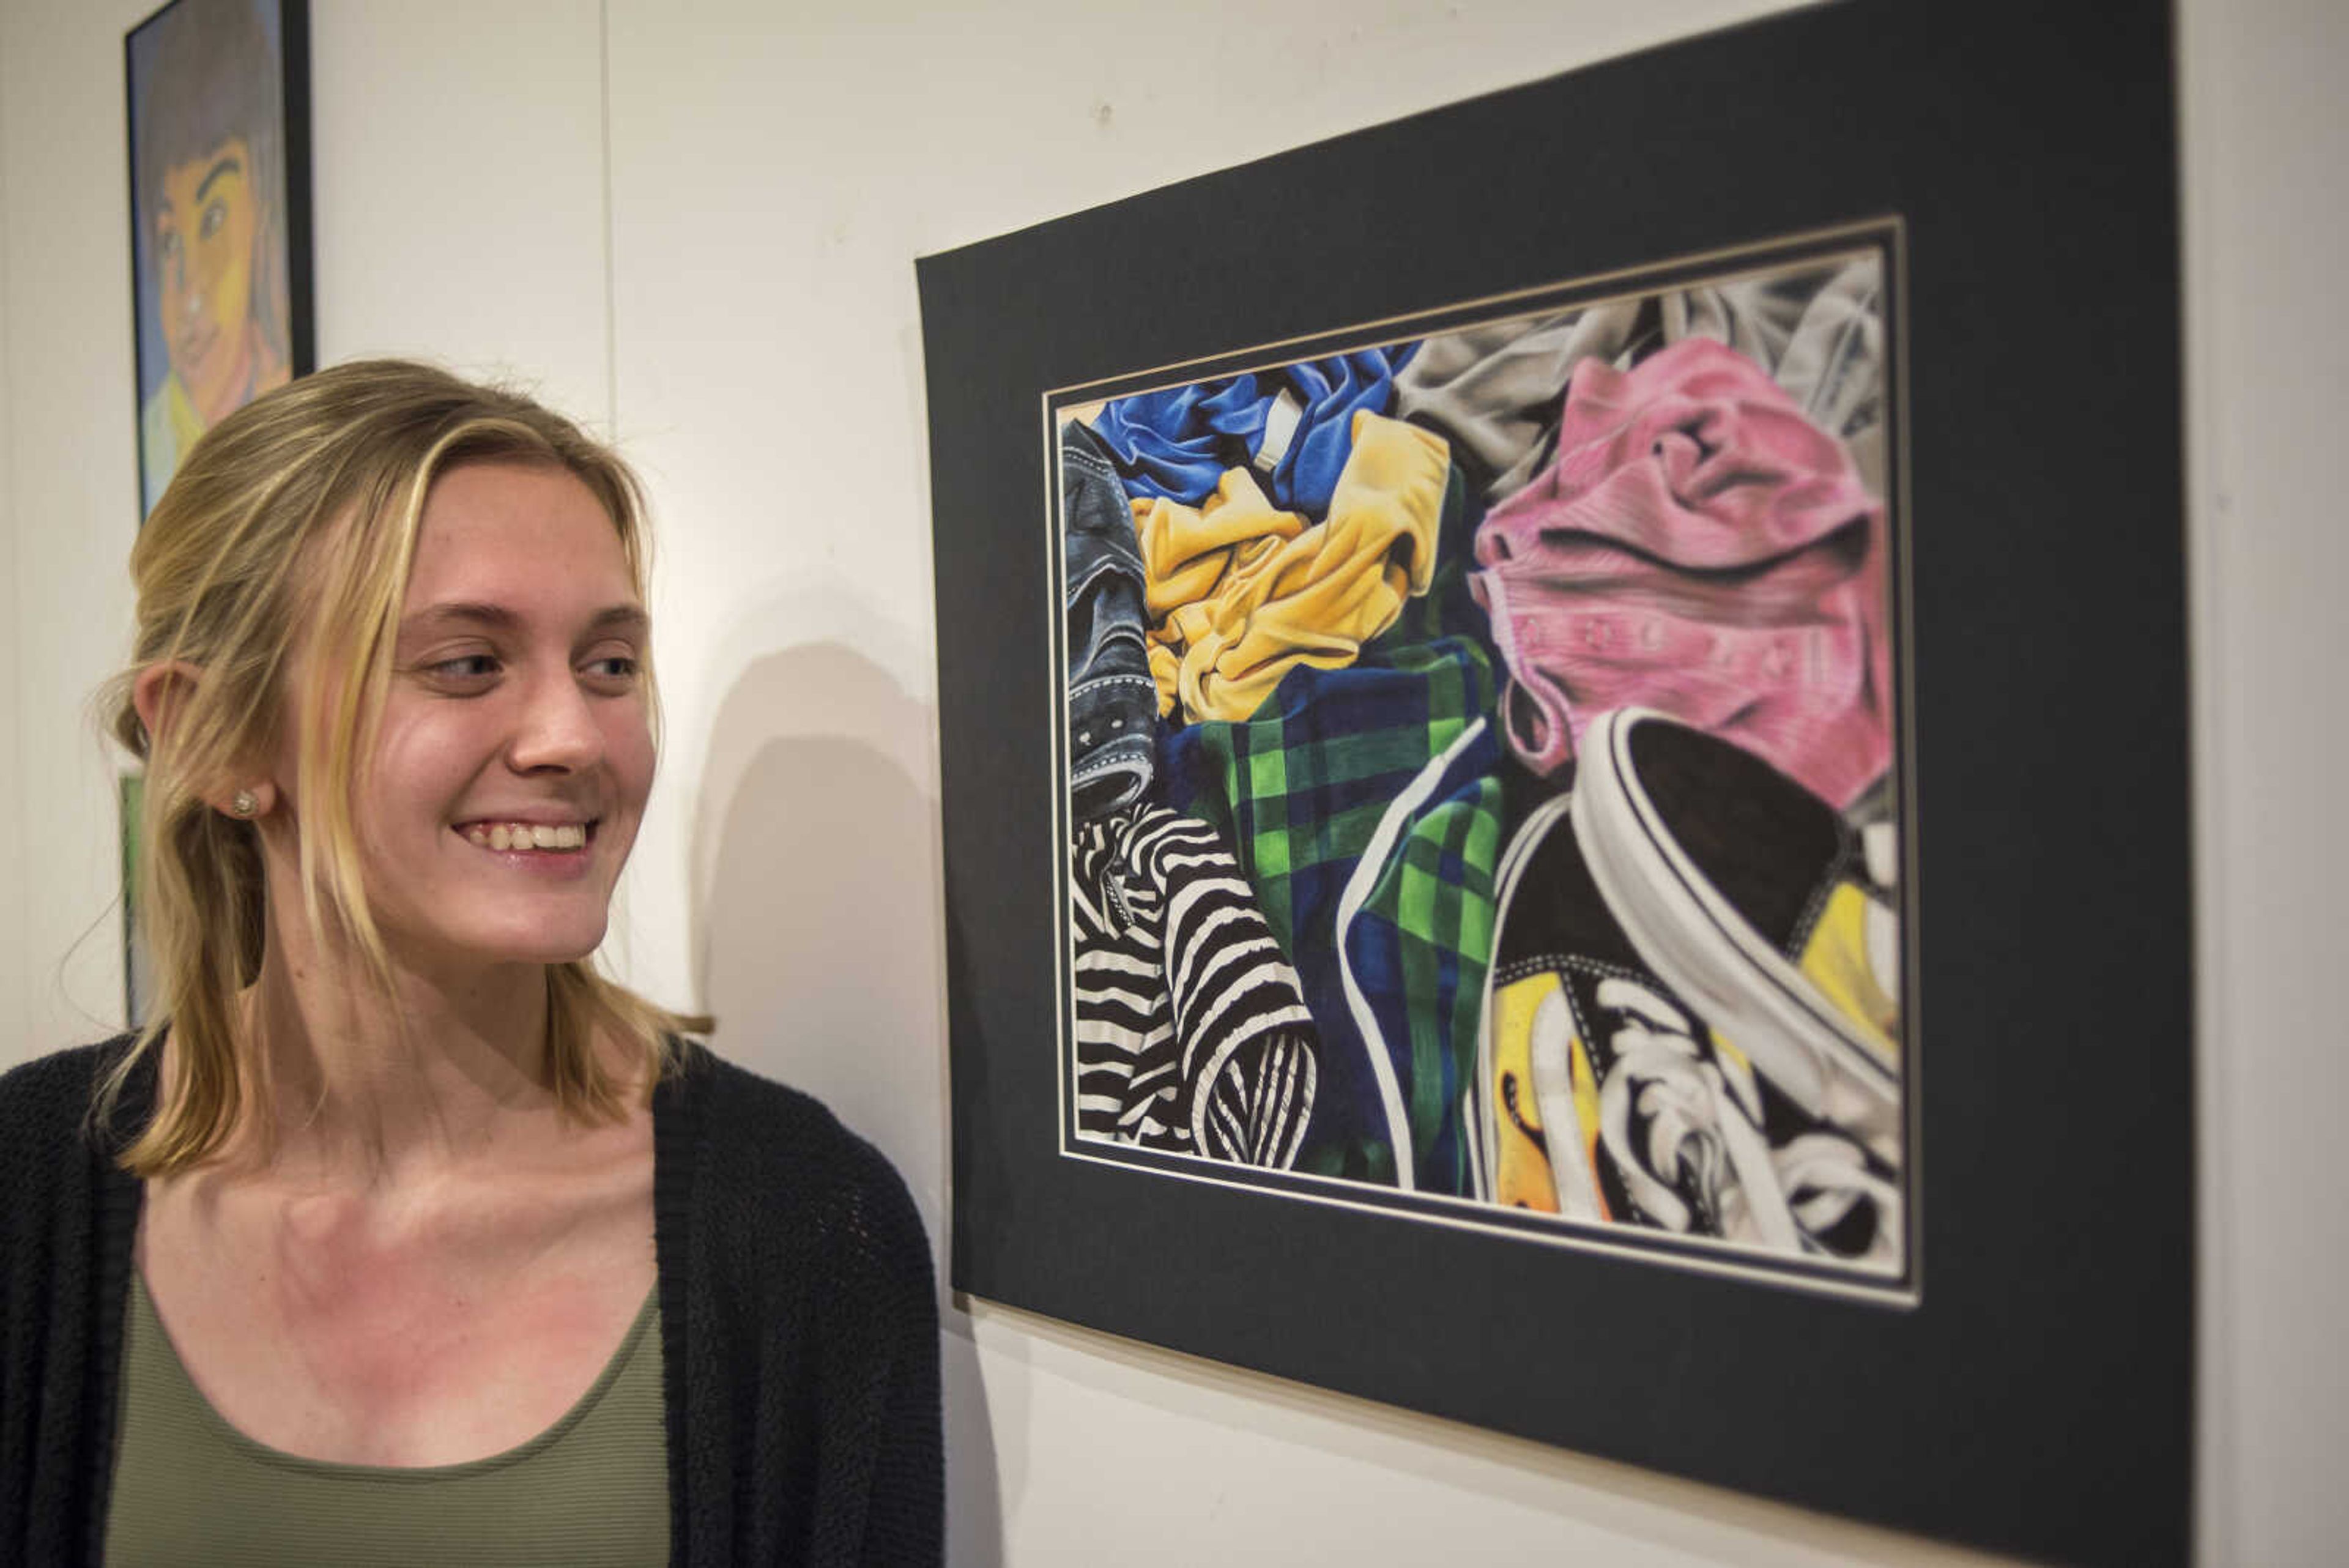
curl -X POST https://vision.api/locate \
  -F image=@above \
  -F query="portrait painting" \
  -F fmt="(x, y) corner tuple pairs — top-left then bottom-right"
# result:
(125, 0), (311, 518)
(1051, 228), (1912, 1296)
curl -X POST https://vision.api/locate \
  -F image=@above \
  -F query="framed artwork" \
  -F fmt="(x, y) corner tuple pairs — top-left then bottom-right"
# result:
(918, 5), (2191, 1564)
(1041, 221), (1913, 1299)
(125, 0), (313, 519)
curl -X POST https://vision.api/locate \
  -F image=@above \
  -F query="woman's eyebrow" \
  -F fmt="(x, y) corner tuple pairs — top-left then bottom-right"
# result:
(401, 601), (524, 636)
(585, 605), (652, 637)
(399, 602), (650, 636)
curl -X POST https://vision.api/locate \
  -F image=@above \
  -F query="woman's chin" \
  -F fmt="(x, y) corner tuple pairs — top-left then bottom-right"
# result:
(390, 919), (612, 978)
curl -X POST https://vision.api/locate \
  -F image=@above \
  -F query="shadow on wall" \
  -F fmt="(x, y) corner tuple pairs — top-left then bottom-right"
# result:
(690, 638), (1003, 1564)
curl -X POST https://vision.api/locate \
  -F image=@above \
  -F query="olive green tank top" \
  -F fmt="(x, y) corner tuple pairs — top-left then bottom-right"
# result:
(105, 1273), (669, 1566)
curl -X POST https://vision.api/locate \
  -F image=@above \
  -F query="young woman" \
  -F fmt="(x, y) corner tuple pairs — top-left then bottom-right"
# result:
(0, 360), (942, 1565)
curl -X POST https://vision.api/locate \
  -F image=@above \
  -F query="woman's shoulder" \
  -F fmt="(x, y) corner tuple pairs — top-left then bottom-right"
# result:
(0, 1037), (143, 1244)
(663, 1041), (896, 1173)
(0, 1036), (138, 1146)
(659, 1041), (932, 1274)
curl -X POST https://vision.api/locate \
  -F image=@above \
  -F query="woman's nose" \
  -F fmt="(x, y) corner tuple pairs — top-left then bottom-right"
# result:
(508, 673), (604, 773)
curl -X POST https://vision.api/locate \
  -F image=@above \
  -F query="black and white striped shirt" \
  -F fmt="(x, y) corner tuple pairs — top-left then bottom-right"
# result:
(1071, 806), (1319, 1167)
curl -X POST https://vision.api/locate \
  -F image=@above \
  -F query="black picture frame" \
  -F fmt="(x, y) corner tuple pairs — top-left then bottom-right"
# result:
(917, 5), (2190, 1563)
(125, 0), (313, 521)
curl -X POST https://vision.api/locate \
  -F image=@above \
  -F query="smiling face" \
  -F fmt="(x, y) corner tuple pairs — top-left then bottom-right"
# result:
(313, 460), (656, 974)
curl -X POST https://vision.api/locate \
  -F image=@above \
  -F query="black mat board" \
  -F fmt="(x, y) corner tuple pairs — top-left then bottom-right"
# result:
(918, 4), (2191, 1562)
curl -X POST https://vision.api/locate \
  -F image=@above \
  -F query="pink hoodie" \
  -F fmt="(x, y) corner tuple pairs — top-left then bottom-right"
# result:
(1471, 337), (1891, 809)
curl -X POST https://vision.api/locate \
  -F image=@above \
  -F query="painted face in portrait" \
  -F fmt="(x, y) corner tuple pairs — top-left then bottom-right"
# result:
(154, 134), (277, 425)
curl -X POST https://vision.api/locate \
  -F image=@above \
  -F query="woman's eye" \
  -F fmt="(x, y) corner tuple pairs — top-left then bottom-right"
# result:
(584, 655), (640, 682)
(430, 654), (500, 680)
(199, 200), (227, 240)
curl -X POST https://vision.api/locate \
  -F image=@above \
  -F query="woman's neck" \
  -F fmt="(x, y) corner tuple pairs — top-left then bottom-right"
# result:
(223, 934), (571, 1190)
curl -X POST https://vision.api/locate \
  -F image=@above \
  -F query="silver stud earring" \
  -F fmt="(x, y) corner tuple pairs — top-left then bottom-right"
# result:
(230, 789), (260, 818)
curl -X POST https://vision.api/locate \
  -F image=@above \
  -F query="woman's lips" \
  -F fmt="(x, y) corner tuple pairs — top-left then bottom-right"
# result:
(451, 819), (601, 879)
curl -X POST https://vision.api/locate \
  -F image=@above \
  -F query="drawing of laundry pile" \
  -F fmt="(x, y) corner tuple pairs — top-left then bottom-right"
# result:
(1058, 248), (1906, 1278)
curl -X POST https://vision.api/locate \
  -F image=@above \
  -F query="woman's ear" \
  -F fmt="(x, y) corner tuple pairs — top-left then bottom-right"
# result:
(132, 660), (280, 820)
(131, 660), (202, 751)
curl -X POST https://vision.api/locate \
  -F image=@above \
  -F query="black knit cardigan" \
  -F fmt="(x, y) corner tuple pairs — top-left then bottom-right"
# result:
(0, 1038), (943, 1566)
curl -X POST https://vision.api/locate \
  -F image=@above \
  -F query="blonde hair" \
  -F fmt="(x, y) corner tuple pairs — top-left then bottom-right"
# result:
(100, 357), (708, 1175)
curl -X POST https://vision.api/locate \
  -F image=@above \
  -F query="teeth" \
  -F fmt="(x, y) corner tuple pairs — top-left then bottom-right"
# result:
(466, 822), (589, 852)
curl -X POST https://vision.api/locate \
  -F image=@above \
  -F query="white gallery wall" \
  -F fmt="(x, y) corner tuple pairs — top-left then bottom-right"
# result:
(2, 1), (2341, 1562)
